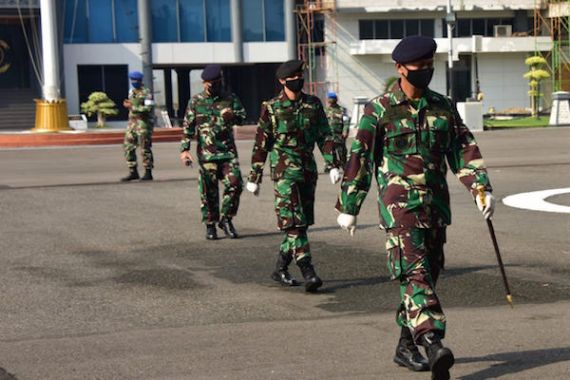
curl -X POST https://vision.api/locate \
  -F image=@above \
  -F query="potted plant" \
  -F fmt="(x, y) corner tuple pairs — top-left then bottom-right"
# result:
(81, 91), (119, 128)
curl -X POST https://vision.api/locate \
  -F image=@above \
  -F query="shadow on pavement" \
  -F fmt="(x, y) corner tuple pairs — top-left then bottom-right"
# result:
(457, 347), (570, 379)
(240, 223), (379, 238)
(0, 368), (17, 380)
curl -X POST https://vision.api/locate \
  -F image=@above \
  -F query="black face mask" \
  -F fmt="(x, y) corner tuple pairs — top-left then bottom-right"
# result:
(209, 82), (222, 96)
(404, 67), (434, 89)
(284, 78), (304, 93)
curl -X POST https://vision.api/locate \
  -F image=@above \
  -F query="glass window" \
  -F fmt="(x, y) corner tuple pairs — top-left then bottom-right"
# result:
(152, 0), (178, 42)
(78, 65), (128, 120)
(206, 0), (231, 42)
(114, 0), (138, 42)
(390, 20), (404, 39)
(486, 18), (502, 37)
(265, 0), (285, 41)
(375, 20), (389, 39)
(243, 0), (264, 41)
(457, 19), (471, 37)
(63, 0), (88, 43)
(180, 0), (205, 42)
(405, 20), (419, 37)
(420, 19), (434, 37)
(359, 20), (374, 40)
(88, 0), (114, 42)
(472, 19), (485, 35)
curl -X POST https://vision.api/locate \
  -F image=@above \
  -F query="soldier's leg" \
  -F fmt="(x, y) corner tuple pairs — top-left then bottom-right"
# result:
(427, 227), (446, 285)
(386, 227), (453, 377)
(217, 158), (242, 238)
(198, 162), (220, 239)
(139, 122), (154, 180)
(340, 138), (348, 167)
(121, 122), (139, 181)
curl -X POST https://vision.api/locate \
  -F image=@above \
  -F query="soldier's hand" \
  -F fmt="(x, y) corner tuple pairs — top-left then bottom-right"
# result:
(180, 151), (194, 167)
(221, 107), (234, 122)
(337, 213), (356, 236)
(476, 191), (495, 220)
(341, 132), (348, 139)
(329, 168), (342, 184)
(123, 99), (131, 108)
(246, 181), (259, 196)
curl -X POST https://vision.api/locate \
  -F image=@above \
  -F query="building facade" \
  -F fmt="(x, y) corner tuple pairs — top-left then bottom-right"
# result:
(327, 0), (552, 115)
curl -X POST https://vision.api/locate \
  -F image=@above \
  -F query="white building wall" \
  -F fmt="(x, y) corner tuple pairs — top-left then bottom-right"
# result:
(336, 0), (539, 11)
(327, 9), (544, 116)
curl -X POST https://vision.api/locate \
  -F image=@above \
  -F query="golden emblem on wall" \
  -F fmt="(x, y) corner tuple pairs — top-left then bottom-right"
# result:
(0, 40), (11, 74)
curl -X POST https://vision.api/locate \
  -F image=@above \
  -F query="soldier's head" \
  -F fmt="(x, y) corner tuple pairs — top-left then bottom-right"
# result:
(202, 64), (223, 96)
(392, 36), (437, 90)
(128, 71), (143, 89)
(327, 91), (338, 106)
(276, 60), (305, 94)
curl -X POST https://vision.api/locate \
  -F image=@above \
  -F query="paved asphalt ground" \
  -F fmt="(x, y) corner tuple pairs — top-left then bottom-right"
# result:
(0, 127), (569, 380)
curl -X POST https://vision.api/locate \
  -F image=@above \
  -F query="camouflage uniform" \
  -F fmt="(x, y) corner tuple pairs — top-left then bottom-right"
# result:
(325, 103), (349, 167)
(248, 91), (339, 262)
(336, 82), (492, 341)
(124, 86), (154, 169)
(181, 91), (246, 224)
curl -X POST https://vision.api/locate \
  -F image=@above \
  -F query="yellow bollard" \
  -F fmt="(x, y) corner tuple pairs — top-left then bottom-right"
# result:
(32, 98), (71, 132)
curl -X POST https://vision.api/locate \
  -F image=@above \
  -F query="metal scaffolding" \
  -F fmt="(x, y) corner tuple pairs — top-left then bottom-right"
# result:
(295, 0), (338, 98)
(535, 0), (570, 91)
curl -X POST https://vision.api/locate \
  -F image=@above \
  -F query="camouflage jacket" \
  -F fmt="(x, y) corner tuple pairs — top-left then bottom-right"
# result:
(325, 103), (348, 138)
(247, 91), (340, 184)
(181, 91), (246, 162)
(128, 86), (154, 122)
(336, 82), (492, 229)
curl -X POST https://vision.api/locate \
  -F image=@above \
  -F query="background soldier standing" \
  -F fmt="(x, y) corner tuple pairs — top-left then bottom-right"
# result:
(325, 91), (349, 168)
(336, 36), (495, 380)
(180, 64), (246, 240)
(121, 71), (155, 181)
(246, 60), (342, 293)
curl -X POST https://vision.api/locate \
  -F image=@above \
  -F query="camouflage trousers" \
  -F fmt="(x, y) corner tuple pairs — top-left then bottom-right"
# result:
(385, 226), (446, 342)
(124, 119), (153, 169)
(273, 177), (317, 262)
(198, 158), (243, 224)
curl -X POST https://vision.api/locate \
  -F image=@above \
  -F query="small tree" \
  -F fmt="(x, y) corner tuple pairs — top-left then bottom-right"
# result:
(81, 91), (119, 128)
(524, 56), (550, 118)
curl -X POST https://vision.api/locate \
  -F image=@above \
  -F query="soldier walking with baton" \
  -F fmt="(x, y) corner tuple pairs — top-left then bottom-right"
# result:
(336, 36), (495, 380)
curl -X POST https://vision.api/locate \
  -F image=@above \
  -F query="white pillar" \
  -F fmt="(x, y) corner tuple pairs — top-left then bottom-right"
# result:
(40, 0), (60, 101)
(231, 0), (243, 62)
(285, 0), (296, 60)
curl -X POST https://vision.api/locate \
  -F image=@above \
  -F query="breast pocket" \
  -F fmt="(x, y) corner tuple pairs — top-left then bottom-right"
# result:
(384, 125), (417, 156)
(274, 110), (298, 147)
(427, 115), (451, 153)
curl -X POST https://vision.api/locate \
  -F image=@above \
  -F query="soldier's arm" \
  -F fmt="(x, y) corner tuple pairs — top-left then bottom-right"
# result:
(316, 102), (340, 171)
(446, 102), (492, 197)
(335, 102), (379, 215)
(180, 98), (197, 152)
(247, 102), (274, 184)
(231, 95), (247, 126)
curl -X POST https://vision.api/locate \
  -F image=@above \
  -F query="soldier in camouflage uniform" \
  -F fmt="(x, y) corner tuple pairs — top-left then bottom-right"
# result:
(180, 65), (246, 240)
(325, 91), (349, 168)
(121, 71), (155, 181)
(246, 60), (342, 293)
(336, 37), (495, 379)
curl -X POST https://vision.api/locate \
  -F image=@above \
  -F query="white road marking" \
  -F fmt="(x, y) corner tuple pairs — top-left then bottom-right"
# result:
(502, 188), (570, 213)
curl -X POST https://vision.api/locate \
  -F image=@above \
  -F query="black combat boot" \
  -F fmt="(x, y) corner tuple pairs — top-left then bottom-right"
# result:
(271, 252), (299, 286)
(218, 217), (238, 239)
(393, 327), (429, 372)
(121, 167), (139, 182)
(140, 168), (153, 181)
(297, 258), (323, 293)
(419, 332), (454, 380)
(205, 224), (218, 240)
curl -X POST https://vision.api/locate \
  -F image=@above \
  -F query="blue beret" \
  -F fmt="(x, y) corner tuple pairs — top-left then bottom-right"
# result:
(128, 71), (143, 80)
(201, 64), (222, 81)
(392, 36), (437, 64)
(276, 60), (304, 79)
(327, 91), (337, 99)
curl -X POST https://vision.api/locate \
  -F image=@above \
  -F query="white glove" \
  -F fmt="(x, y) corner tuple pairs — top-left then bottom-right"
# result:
(337, 213), (357, 236)
(246, 181), (259, 196)
(475, 191), (495, 220)
(329, 168), (342, 184)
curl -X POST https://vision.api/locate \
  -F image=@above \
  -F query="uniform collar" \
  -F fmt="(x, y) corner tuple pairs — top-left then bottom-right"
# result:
(279, 90), (305, 107)
(389, 80), (435, 110)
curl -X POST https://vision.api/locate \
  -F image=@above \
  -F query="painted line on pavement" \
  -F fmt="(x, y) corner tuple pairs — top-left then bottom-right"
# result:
(502, 188), (570, 213)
